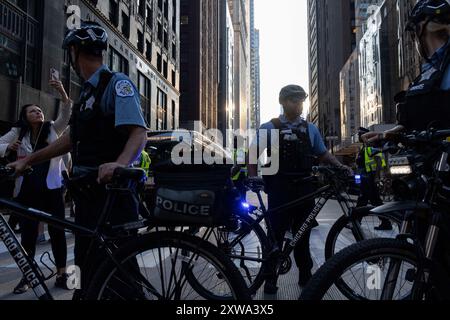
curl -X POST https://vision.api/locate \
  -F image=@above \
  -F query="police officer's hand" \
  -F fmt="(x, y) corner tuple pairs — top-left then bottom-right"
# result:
(361, 132), (382, 145)
(340, 165), (354, 177)
(98, 162), (126, 184)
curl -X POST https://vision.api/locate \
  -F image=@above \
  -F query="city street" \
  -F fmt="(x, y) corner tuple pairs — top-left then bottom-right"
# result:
(0, 195), (343, 301)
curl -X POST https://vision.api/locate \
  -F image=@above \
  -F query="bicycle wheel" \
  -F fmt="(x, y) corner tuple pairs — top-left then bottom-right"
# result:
(325, 211), (402, 260)
(200, 214), (270, 294)
(84, 231), (251, 300)
(301, 238), (419, 301)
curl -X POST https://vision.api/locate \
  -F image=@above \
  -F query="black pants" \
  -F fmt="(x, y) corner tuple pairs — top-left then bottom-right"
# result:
(72, 179), (139, 298)
(357, 173), (383, 207)
(265, 177), (315, 282)
(17, 188), (67, 269)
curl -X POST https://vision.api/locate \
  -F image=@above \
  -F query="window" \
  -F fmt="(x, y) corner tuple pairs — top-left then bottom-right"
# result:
(172, 42), (176, 60)
(158, 0), (163, 11)
(137, 0), (146, 18)
(164, 0), (169, 20)
(157, 53), (162, 73)
(137, 30), (144, 53)
(157, 88), (167, 130)
(146, 5), (153, 27)
(146, 40), (152, 61)
(138, 72), (151, 124)
(157, 22), (163, 42)
(171, 100), (176, 129)
(171, 70), (176, 87)
(121, 11), (130, 39)
(109, 0), (119, 27)
(163, 60), (168, 79)
(163, 30), (168, 49)
(109, 47), (129, 75)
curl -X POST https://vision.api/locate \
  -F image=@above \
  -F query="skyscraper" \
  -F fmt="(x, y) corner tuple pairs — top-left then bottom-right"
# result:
(249, 0), (260, 130)
(307, 0), (355, 145)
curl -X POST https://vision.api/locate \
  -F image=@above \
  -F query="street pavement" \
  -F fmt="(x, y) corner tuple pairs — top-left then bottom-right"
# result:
(0, 194), (343, 301)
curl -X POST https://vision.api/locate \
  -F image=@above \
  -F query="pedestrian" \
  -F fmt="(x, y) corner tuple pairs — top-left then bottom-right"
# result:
(247, 85), (352, 294)
(356, 128), (392, 230)
(0, 80), (72, 294)
(8, 21), (148, 300)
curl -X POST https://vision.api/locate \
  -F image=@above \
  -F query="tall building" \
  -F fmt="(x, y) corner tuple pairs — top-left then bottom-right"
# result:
(228, 0), (251, 131)
(179, 0), (220, 130)
(218, 0), (235, 142)
(359, 0), (400, 129)
(249, 0), (260, 130)
(307, 0), (355, 145)
(339, 50), (360, 147)
(0, 0), (181, 131)
(355, 0), (382, 43)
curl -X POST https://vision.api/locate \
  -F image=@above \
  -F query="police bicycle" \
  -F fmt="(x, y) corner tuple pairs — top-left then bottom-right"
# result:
(0, 166), (250, 300)
(201, 166), (402, 294)
(300, 130), (450, 301)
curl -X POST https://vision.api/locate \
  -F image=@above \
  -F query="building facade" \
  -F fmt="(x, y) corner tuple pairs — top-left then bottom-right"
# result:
(0, 0), (181, 131)
(228, 0), (250, 131)
(307, 0), (356, 145)
(179, 0), (220, 131)
(359, 0), (399, 129)
(249, 0), (260, 130)
(218, 0), (235, 142)
(339, 50), (360, 147)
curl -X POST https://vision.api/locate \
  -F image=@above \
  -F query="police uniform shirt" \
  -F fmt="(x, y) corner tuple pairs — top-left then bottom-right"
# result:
(254, 115), (328, 157)
(81, 64), (147, 129)
(421, 40), (450, 90)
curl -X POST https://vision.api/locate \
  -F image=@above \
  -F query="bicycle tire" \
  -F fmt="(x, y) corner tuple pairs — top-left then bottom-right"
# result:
(84, 231), (251, 300)
(325, 212), (402, 260)
(301, 238), (419, 301)
(198, 214), (270, 294)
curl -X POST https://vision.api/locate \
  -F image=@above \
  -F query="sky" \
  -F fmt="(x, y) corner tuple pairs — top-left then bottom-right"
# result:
(254, 0), (309, 123)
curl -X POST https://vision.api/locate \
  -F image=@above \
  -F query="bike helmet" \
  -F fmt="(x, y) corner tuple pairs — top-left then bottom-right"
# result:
(62, 21), (108, 52)
(406, 0), (450, 32)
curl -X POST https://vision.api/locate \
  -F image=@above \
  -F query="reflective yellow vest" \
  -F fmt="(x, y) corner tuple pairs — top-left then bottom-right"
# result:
(139, 150), (151, 176)
(364, 147), (386, 173)
(232, 148), (248, 181)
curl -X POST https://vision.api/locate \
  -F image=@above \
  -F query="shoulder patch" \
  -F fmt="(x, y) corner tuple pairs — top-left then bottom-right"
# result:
(115, 80), (135, 97)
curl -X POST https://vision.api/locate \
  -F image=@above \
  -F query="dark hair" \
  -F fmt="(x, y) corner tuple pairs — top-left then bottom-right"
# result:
(14, 104), (51, 148)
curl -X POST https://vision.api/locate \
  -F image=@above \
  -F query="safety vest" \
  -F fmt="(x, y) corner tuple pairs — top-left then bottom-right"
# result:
(232, 148), (248, 181)
(364, 147), (386, 173)
(139, 150), (151, 176)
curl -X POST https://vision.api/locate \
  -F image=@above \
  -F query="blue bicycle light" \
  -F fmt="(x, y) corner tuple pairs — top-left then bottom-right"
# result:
(241, 202), (250, 210)
(355, 175), (362, 185)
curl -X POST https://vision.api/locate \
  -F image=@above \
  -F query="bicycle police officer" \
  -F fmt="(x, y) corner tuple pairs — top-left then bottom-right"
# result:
(247, 85), (351, 294)
(364, 0), (450, 142)
(9, 21), (148, 299)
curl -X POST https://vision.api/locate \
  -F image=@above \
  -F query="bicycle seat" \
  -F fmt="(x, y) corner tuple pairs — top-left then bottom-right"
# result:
(113, 168), (146, 182)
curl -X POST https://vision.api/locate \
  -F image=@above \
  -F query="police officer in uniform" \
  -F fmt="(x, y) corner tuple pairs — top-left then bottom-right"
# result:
(9, 22), (148, 299)
(232, 136), (248, 201)
(247, 85), (351, 294)
(364, 0), (450, 143)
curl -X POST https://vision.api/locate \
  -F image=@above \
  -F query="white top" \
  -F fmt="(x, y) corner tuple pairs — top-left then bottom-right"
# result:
(0, 101), (72, 197)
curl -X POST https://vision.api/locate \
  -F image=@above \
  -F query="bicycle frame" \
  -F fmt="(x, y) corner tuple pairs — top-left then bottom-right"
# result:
(0, 181), (154, 300)
(224, 179), (356, 268)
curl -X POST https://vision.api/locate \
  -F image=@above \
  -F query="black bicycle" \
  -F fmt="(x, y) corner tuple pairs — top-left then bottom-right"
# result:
(300, 129), (450, 301)
(0, 166), (250, 300)
(201, 166), (401, 294)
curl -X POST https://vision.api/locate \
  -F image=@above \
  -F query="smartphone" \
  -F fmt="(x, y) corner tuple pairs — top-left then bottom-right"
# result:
(50, 68), (60, 81)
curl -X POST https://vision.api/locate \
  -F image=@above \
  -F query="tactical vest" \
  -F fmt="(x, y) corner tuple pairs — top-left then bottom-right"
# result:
(271, 118), (314, 176)
(70, 71), (129, 167)
(364, 147), (386, 174)
(397, 49), (450, 132)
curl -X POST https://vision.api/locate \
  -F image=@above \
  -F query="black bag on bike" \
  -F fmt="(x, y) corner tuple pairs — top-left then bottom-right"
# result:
(150, 164), (239, 227)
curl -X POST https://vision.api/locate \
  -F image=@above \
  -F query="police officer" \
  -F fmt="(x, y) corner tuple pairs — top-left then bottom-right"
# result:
(9, 21), (148, 299)
(356, 128), (392, 230)
(133, 149), (151, 177)
(364, 0), (450, 143)
(247, 85), (352, 294)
